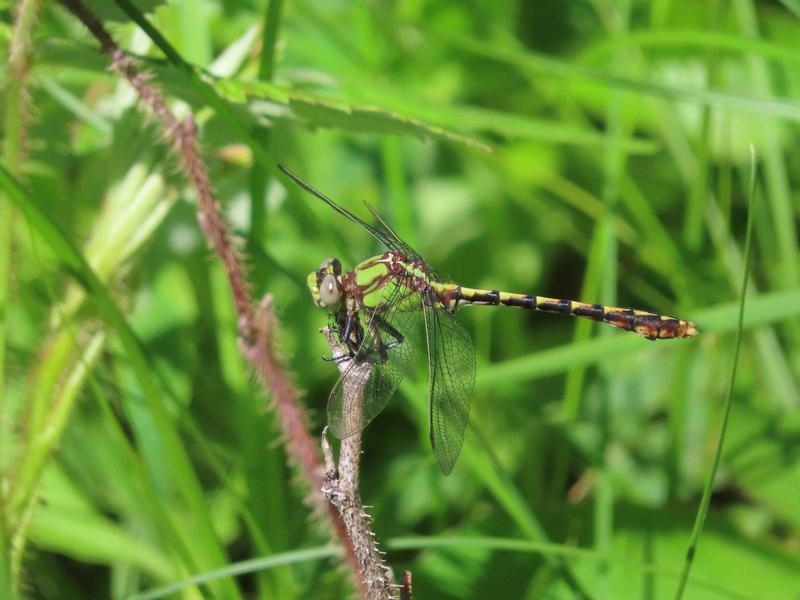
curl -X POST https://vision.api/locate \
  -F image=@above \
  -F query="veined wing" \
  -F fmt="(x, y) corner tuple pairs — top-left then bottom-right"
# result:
(422, 298), (476, 474)
(279, 165), (401, 252)
(363, 203), (423, 263)
(363, 201), (447, 283)
(279, 165), (425, 263)
(327, 275), (421, 439)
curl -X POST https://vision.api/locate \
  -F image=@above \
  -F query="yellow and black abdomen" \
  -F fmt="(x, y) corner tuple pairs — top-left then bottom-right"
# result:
(450, 287), (697, 340)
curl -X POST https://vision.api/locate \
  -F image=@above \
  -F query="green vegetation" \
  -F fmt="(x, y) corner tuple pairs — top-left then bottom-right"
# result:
(2, 1), (799, 598)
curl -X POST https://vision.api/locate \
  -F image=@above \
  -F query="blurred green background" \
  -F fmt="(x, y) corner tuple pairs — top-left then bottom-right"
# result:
(2, 0), (800, 598)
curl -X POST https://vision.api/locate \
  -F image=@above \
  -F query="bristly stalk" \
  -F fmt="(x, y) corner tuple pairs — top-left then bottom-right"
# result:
(2, 1), (40, 597)
(672, 146), (759, 600)
(319, 327), (396, 600)
(241, 299), (369, 598)
(57, 0), (372, 594)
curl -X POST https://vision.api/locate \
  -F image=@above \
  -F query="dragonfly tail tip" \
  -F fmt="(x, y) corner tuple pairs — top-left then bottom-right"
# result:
(685, 321), (699, 337)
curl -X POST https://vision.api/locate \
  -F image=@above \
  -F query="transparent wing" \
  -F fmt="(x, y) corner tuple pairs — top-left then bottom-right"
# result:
(363, 203), (445, 281)
(327, 277), (422, 439)
(280, 165), (416, 257)
(423, 301), (476, 475)
(363, 203), (423, 262)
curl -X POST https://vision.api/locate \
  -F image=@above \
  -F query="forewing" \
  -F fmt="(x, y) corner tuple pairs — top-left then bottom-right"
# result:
(364, 203), (423, 261)
(327, 277), (421, 439)
(423, 302), (476, 474)
(363, 203), (448, 282)
(279, 166), (442, 279)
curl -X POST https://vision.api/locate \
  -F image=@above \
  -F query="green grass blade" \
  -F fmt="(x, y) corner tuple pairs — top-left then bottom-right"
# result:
(0, 164), (242, 600)
(29, 500), (173, 581)
(249, 0), (285, 279)
(126, 547), (341, 600)
(672, 147), (758, 600)
(285, 95), (492, 151)
(380, 136), (415, 247)
(582, 29), (800, 65)
(128, 536), (753, 600)
(777, 0), (800, 18)
(401, 378), (595, 599)
(37, 77), (112, 136)
(112, 0), (277, 173)
(328, 79), (658, 153)
(1, 15), (40, 575)
(259, 0), (285, 80)
(452, 36), (800, 123)
(0, 540), (10, 600)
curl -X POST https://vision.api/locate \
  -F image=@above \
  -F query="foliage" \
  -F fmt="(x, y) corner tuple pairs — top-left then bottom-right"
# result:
(2, 1), (800, 598)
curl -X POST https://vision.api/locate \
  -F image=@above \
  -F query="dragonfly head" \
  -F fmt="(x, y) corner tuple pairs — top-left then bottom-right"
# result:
(308, 257), (343, 309)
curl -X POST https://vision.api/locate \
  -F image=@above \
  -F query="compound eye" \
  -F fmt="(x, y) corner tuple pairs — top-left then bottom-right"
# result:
(319, 274), (341, 306)
(319, 257), (342, 275)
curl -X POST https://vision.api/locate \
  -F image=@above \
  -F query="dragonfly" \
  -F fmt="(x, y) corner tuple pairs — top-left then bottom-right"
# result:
(279, 165), (698, 474)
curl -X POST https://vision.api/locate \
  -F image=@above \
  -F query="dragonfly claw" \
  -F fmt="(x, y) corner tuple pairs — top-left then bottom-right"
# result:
(322, 353), (351, 364)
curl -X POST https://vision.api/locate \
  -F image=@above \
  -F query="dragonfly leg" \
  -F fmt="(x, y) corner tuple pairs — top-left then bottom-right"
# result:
(321, 312), (363, 361)
(359, 313), (406, 365)
(344, 316), (365, 356)
(323, 311), (406, 364)
(372, 314), (405, 351)
(321, 353), (352, 364)
(341, 312), (354, 344)
(336, 312), (365, 356)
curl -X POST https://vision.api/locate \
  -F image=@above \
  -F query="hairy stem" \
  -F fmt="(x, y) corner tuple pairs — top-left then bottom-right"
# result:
(320, 328), (396, 600)
(57, 0), (371, 594)
(2, 1), (41, 596)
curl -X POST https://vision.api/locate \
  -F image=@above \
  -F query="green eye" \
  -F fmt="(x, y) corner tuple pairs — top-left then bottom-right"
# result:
(319, 274), (341, 306)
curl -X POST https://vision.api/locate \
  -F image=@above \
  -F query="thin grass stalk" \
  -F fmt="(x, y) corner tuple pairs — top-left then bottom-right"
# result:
(0, 160), (238, 598)
(672, 147), (758, 600)
(549, 218), (606, 501)
(130, 531), (752, 600)
(2, 2), (41, 596)
(1, 0), (38, 408)
(592, 3), (631, 596)
(733, 0), (800, 291)
(258, 0), (284, 81)
(380, 137), (415, 247)
(9, 330), (106, 585)
(248, 0), (284, 285)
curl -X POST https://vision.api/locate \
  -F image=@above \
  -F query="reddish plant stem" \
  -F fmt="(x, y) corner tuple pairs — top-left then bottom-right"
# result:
(57, 0), (370, 596)
(242, 298), (366, 597)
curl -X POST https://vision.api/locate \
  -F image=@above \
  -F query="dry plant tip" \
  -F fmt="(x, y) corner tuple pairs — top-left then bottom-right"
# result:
(400, 571), (413, 600)
(321, 426), (336, 474)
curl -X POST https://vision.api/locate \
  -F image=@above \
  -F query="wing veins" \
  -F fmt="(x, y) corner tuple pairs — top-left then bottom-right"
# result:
(423, 299), (476, 474)
(327, 274), (419, 439)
